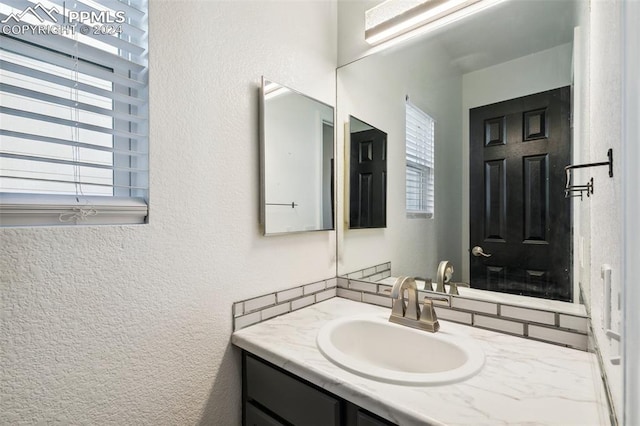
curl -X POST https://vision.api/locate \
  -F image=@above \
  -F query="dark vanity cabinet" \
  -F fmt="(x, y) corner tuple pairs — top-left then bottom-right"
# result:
(242, 352), (395, 426)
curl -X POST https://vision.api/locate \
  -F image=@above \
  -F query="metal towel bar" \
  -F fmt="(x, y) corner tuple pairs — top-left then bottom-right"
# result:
(265, 202), (298, 208)
(564, 148), (613, 199)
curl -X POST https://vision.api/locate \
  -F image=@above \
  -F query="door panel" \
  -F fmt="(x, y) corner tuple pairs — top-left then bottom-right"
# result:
(523, 154), (549, 242)
(349, 128), (387, 229)
(470, 87), (571, 301)
(484, 159), (507, 241)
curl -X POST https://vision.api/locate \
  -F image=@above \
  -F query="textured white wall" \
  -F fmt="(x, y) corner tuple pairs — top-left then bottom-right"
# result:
(585, 0), (624, 417)
(573, 0), (592, 311)
(622, 2), (640, 423)
(622, 2), (640, 425)
(337, 0), (379, 66)
(0, 1), (337, 424)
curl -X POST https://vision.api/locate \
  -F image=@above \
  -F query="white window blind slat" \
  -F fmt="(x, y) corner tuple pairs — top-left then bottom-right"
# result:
(2, 84), (145, 123)
(0, 0), (149, 226)
(1, 130), (147, 157)
(3, 24), (146, 72)
(1, 36), (146, 89)
(1, 106), (146, 139)
(0, 59), (145, 105)
(1, 152), (145, 173)
(406, 99), (435, 217)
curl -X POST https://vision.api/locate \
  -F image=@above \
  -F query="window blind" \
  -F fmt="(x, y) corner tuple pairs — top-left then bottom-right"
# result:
(0, 0), (148, 226)
(405, 99), (434, 217)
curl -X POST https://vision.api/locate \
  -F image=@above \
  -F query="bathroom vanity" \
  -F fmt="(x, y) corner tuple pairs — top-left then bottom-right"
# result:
(232, 298), (610, 426)
(243, 352), (393, 425)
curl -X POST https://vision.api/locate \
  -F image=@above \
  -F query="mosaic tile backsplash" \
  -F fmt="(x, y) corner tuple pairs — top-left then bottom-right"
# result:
(233, 278), (337, 330)
(338, 263), (589, 351)
(232, 263), (589, 351)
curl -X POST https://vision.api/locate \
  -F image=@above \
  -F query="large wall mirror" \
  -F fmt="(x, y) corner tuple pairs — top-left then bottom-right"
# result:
(260, 77), (335, 235)
(336, 0), (588, 313)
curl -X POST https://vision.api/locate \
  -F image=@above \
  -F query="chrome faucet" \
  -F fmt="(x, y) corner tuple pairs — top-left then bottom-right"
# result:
(390, 276), (420, 320)
(434, 261), (471, 295)
(435, 261), (454, 293)
(389, 276), (449, 333)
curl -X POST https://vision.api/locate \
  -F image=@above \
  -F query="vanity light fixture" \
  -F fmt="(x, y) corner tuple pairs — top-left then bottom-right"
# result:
(365, 0), (503, 46)
(263, 80), (289, 100)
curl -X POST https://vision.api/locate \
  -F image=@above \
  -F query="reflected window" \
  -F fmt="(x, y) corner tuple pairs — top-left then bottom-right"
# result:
(405, 99), (434, 218)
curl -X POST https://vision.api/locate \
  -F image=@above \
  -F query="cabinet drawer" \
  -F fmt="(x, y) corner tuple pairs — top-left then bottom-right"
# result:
(245, 354), (340, 426)
(245, 401), (285, 426)
(356, 409), (395, 426)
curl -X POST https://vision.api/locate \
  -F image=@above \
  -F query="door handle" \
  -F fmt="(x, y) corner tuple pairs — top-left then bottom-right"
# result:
(472, 246), (492, 257)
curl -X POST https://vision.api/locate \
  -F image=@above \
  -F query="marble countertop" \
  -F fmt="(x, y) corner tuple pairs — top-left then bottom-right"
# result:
(231, 298), (609, 426)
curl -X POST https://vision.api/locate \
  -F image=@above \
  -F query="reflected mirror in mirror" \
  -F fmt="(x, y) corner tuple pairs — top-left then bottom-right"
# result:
(337, 0), (587, 311)
(260, 77), (335, 235)
(348, 116), (387, 229)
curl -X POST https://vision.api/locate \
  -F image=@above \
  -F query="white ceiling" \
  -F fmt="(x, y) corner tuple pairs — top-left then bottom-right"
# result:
(392, 0), (579, 74)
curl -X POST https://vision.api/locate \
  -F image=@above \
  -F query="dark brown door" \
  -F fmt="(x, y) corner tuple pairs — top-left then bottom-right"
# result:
(349, 128), (387, 229)
(469, 87), (571, 301)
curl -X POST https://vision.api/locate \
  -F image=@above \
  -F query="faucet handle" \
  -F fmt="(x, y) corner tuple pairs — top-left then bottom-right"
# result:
(448, 281), (470, 295)
(419, 296), (448, 332)
(390, 276), (406, 317)
(424, 295), (450, 307)
(415, 277), (433, 291)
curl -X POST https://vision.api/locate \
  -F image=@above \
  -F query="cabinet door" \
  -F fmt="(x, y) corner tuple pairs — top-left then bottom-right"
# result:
(244, 353), (341, 426)
(245, 402), (285, 426)
(356, 410), (395, 426)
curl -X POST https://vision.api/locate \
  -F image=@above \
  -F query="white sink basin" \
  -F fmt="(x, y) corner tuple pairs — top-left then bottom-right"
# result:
(316, 314), (485, 385)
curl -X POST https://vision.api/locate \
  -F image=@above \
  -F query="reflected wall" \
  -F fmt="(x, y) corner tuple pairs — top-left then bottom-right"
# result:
(337, 38), (464, 279)
(261, 79), (335, 235)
